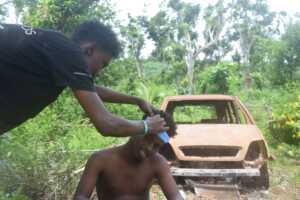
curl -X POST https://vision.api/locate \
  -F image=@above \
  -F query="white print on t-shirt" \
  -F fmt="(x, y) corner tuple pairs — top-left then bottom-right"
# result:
(74, 72), (93, 79)
(21, 25), (36, 35)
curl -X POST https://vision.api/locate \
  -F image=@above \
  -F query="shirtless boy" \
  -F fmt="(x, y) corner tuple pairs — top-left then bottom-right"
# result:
(74, 111), (183, 200)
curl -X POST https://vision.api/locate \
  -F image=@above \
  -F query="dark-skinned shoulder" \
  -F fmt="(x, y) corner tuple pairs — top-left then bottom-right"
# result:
(87, 147), (116, 167)
(148, 153), (170, 171)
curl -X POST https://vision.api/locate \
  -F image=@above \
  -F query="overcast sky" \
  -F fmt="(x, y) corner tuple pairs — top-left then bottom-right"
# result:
(109, 0), (299, 57)
(3, 0), (300, 23)
(110, 0), (300, 19)
(2, 0), (299, 57)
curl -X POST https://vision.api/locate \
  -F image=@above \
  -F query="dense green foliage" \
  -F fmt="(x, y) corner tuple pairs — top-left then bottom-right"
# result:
(0, 90), (123, 199)
(269, 94), (300, 145)
(0, 0), (299, 199)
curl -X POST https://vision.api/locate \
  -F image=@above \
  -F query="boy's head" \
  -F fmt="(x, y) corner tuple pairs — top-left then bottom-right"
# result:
(72, 20), (121, 75)
(131, 111), (177, 161)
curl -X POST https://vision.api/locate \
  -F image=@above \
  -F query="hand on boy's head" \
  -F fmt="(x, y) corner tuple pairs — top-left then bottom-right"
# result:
(146, 115), (169, 135)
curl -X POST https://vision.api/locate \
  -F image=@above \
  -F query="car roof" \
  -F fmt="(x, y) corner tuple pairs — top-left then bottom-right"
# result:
(163, 95), (235, 102)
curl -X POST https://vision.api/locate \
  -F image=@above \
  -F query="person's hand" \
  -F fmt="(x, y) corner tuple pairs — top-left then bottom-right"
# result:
(137, 99), (159, 116)
(146, 115), (169, 135)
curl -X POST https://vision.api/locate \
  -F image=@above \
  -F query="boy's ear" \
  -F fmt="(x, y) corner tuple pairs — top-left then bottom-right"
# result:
(84, 48), (92, 56)
(83, 43), (97, 57)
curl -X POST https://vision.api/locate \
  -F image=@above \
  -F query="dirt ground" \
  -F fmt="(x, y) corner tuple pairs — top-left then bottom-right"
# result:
(151, 185), (300, 200)
(150, 162), (300, 200)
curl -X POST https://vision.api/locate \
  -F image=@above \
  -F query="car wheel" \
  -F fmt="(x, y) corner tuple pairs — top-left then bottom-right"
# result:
(241, 163), (269, 190)
(256, 163), (269, 189)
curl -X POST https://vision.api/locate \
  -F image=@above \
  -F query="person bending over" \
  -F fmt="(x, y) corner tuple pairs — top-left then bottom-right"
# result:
(0, 21), (167, 137)
(74, 111), (183, 200)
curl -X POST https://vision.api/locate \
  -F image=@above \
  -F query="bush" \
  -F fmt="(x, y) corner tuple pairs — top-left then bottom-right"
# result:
(195, 62), (241, 94)
(0, 91), (123, 199)
(0, 190), (30, 200)
(269, 96), (300, 145)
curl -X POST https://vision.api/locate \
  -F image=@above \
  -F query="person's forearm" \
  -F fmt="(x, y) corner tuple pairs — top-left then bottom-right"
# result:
(173, 193), (184, 200)
(73, 90), (166, 137)
(166, 193), (184, 200)
(95, 85), (141, 104)
(74, 195), (89, 200)
(98, 112), (145, 137)
(73, 89), (144, 137)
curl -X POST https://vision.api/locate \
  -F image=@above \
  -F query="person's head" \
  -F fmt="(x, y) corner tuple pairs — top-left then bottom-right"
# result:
(72, 20), (121, 76)
(130, 111), (177, 161)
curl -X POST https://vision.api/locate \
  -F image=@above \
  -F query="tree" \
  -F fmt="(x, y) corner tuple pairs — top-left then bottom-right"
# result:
(12, 0), (38, 23)
(120, 15), (147, 78)
(202, 0), (231, 64)
(0, 0), (9, 20)
(273, 21), (300, 84)
(250, 20), (300, 86)
(144, 10), (174, 61)
(22, 0), (116, 34)
(229, 0), (276, 86)
(0, 0), (38, 23)
(168, 0), (201, 94)
(144, 0), (227, 94)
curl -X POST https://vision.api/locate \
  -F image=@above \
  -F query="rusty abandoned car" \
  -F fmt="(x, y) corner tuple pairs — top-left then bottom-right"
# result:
(160, 95), (269, 189)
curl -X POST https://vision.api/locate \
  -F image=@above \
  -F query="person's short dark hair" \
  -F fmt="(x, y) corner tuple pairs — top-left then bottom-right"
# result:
(144, 110), (177, 138)
(72, 20), (121, 58)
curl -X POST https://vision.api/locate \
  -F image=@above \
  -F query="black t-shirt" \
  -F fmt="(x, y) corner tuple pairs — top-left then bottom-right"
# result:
(0, 24), (95, 134)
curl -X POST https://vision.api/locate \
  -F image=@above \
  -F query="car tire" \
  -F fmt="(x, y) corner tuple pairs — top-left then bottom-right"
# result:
(241, 163), (269, 190)
(256, 163), (269, 189)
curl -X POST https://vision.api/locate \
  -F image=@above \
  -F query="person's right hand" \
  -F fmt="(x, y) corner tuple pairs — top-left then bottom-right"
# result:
(146, 115), (169, 135)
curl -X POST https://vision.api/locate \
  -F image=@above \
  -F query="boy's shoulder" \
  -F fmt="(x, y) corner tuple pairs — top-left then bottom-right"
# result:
(143, 153), (172, 178)
(89, 146), (119, 162)
(149, 153), (167, 162)
(147, 153), (169, 169)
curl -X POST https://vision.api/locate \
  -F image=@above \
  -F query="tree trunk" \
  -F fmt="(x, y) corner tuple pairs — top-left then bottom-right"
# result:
(185, 34), (195, 94)
(136, 58), (143, 78)
(239, 26), (254, 88)
(186, 53), (195, 94)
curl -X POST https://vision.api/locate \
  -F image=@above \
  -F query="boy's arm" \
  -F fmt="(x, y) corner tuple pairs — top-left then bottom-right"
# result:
(74, 152), (104, 200)
(155, 155), (184, 200)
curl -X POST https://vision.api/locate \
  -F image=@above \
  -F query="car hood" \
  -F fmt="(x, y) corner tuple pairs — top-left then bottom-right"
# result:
(169, 124), (265, 162)
(171, 124), (263, 148)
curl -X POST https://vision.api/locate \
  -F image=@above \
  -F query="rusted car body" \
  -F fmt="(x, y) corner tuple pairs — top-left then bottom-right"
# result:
(160, 95), (269, 189)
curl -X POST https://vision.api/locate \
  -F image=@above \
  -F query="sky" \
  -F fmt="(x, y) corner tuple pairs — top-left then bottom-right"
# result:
(3, 0), (300, 23)
(108, 0), (299, 57)
(2, 0), (299, 57)
(110, 0), (300, 19)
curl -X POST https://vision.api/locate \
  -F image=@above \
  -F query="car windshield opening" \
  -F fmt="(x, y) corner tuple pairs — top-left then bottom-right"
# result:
(171, 100), (246, 124)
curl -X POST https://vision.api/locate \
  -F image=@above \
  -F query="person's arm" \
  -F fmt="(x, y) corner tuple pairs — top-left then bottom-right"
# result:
(95, 86), (158, 116)
(155, 155), (184, 200)
(72, 89), (168, 137)
(74, 152), (103, 200)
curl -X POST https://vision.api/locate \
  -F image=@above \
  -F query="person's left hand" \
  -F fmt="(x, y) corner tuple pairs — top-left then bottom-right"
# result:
(137, 99), (159, 116)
